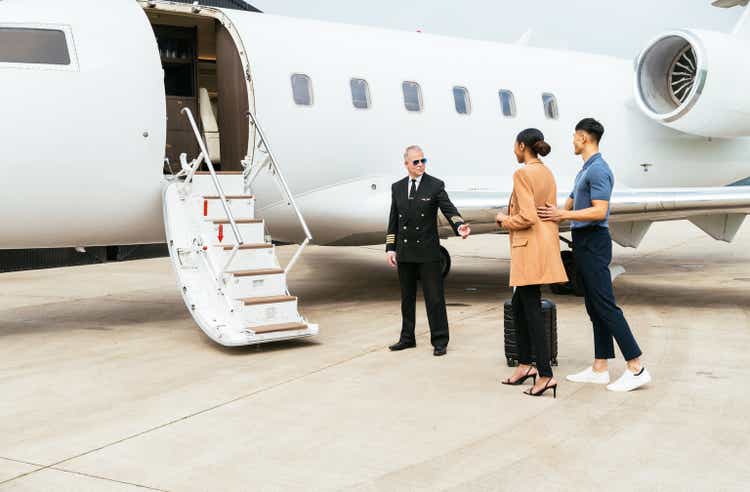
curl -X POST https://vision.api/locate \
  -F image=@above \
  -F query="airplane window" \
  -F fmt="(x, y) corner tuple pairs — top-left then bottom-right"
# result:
(291, 74), (313, 106)
(402, 81), (423, 112)
(453, 86), (471, 115)
(350, 78), (371, 109)
(542, 93), (559, 119)
(499, 90), (516, 117)
(0, 28), (70, 65)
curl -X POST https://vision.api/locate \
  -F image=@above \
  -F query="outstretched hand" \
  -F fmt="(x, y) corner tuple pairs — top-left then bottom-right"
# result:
(537, 202), (565, 223)
(458, 223), (471, 239)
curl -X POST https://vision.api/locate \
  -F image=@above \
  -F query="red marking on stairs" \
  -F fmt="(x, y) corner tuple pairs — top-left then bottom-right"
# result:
(218, 224), (224, 242)
(203, 199), (208, 217)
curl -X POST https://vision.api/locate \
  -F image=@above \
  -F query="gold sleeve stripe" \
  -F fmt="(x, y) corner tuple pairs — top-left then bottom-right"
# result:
(450, 216), (464, 225)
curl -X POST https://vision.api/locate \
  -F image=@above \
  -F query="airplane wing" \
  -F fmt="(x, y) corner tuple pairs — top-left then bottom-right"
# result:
(443, 186), (750, 248)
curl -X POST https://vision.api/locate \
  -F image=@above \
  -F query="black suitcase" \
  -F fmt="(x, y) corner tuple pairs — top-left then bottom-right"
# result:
(503, 299), (558, 367)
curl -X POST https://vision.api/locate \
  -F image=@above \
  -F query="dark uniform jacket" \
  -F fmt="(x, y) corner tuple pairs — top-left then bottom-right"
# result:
(386, 173), (465, 263)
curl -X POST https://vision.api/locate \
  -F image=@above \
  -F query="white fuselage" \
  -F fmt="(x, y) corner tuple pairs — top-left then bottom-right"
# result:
(1, 1), (748, 248)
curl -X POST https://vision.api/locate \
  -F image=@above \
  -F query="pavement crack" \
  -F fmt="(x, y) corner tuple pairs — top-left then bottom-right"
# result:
(0, 456), (165, 490)
(0, 345), (386, 489)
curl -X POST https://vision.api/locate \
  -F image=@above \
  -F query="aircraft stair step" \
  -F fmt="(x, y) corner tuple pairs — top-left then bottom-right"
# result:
(203, 195), (255, 199)
(225, 270), (286, 299)
(163, 166), (317, 346)
(240, 294), (296, 306)
(191, 173), (245, 196)
(216, 243), (271, 250)
(211, 218), (262, 224)
(208, 245), (277, 272)
(230, 268), (285, 277)
(194, 171), (243, 175)
(202, 219), (264, 244)
(238, 295), (299, 326)
(194, 195), (255, 220)
(249, 322), (309, 334)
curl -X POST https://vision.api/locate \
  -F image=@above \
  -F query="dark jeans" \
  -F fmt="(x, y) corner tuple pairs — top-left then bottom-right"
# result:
(572, 226), (642, 361)
(397, 261), (449, 348)
(511, 284), (553, 378)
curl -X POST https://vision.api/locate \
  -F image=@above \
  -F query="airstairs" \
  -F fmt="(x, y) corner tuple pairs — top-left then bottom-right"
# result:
(162, 108), (318, 347)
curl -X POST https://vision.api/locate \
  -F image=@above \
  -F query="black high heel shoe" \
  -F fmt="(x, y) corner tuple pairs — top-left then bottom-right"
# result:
(501, 366), (537, 386)
(524, 378), (557, 398)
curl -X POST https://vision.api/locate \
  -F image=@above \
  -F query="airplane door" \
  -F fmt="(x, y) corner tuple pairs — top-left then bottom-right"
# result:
(215, 23), (250, 171)
(0, 0), (166, 248)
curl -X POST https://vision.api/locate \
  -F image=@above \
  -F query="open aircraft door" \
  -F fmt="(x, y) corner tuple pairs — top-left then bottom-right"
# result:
(0, 0), (166, 248)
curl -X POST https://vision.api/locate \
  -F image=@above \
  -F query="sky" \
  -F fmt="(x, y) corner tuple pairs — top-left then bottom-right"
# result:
(249, 0), (741, 59)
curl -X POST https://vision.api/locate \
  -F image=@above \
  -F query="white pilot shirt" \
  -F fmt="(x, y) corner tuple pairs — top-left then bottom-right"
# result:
(407, 175), (423, 197)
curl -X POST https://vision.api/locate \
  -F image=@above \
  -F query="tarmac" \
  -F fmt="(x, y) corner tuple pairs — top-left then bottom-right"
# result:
(0, 221), (749, 491)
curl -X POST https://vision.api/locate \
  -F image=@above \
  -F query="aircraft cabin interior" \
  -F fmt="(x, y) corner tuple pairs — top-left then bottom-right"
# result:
(144, 9), (249, 174)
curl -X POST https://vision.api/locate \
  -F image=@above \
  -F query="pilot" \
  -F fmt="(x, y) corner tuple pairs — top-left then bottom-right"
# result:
(386, 145), (471, 356)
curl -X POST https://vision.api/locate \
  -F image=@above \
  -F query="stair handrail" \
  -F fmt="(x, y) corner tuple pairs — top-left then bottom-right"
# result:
(246, 110), (313, 275)
(180, 107), (245, 247)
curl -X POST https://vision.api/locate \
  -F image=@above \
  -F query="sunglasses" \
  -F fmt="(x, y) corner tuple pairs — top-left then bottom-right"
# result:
(411, 158), (428, 166)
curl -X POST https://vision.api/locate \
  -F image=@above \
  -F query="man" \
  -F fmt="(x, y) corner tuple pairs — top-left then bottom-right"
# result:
(386, 145), (470, 356)
(537, 118), (651, 392)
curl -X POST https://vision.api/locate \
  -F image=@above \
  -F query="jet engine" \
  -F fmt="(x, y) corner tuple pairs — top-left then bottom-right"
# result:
(634, 29), (750, 138)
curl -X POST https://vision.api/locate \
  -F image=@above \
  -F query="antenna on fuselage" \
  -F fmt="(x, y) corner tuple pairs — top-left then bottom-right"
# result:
(515, 29), (533, 46)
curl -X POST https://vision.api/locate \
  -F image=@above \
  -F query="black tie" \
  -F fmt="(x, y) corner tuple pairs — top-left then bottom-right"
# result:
(409, 179), (417, 200)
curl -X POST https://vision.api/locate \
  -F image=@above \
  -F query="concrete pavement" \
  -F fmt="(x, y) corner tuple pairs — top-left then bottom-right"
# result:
(0, 221), (748, 491)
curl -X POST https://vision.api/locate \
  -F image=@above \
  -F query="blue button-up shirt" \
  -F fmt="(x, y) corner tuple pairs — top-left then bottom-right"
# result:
(569, 153), (614, 230)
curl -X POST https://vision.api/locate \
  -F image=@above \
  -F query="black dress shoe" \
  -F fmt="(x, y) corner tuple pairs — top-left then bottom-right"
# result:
(433, 346), (447, 356)
(389, 340), (416, 351)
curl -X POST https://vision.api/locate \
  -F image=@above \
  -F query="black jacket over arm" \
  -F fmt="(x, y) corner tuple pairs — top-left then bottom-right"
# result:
(386, 173), (465, 263)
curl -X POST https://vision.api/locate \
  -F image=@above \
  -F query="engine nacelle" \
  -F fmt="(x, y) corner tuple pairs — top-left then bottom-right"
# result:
(634, 29), (750, 138)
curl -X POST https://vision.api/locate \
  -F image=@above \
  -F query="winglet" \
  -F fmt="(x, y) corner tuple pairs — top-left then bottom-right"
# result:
(712, 0), (748, 8)
(712, 0), (750, 38)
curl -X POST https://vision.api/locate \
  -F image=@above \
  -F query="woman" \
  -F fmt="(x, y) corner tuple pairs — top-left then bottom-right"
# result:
(497, 128), (568, 398)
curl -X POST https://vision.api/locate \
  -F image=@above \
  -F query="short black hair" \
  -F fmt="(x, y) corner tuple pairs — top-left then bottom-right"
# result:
(575, 118), (604, 143)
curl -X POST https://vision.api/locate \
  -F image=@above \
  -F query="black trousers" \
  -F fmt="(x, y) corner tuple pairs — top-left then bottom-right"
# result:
(572, 226), (642, 361)
(511, 285), (553, 378)
(397, 261), (449, 348)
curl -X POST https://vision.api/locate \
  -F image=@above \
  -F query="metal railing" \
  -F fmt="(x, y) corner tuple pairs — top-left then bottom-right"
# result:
(178, 107), (313, 277)
(180, 108), (244, 279)
(244, 110), (313, 275)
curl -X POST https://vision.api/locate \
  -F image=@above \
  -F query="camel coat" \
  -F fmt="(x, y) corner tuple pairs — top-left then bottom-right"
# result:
(501, 162), (568, 287)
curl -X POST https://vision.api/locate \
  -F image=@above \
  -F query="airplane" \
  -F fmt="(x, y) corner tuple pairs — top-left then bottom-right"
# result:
(2, 0), (750, 346)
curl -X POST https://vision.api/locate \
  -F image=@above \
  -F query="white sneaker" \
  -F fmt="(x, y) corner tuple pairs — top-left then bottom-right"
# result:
(566, 366), (610, 384)
(606, 367), (652, 392)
